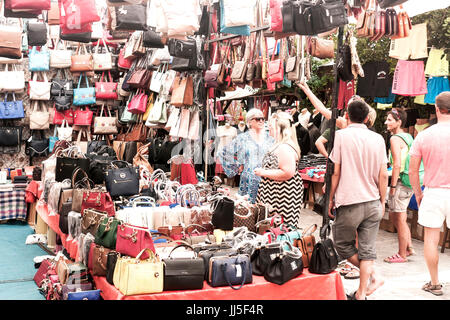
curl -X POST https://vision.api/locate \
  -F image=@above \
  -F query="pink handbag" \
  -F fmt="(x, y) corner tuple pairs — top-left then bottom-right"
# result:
(118, 48), (135, 70)
(116, 224), (155, 259)
(270, 0), (283, 32)
(127, 89), (148, 114)
(268, 40), (284, 83)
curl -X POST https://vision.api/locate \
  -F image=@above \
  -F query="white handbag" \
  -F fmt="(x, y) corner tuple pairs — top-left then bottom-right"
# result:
(93, 38), (113, 71)
(93, 105), (118, 135)
(169, 109), (181, 138)
(149, 46), (172, 67)
(145, 96), (166, 126)
(50, 39), (72, 68)
(164, 106), (180, 130)
(0, 64), (25, 93)
(57, 119), (73, 141)
(91, 21), (104, 40)
(161, 69), (176, 96)
(160, 0), (201, 36)
(29, 72), (51, 101)
(223, 0), (257, 28)
(29, 101), (50, 130)
(149, 63), (167, 93)
(187, 109), (200, 141)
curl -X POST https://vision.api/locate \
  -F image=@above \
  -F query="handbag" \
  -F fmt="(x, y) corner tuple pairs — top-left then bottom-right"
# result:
(95, 216), (122, 248)
(59, 0), (100, 29)
(267, 40), (284, 85)
(117, 48), (135, 69)
(57, 120), (73, 142)
(211, 196), (235, 231)
(307, 37), (335, 59)
(0, 93), (24, 119)
(51, 69), (73, 97)
(70, 44), (94, 73)
(104, 160), (140, 197)
(294, 224), (316, 268)
(29, 101), (50, 130)
(61, 283), (92, 300)
(60, 30), (92, 43)
(91, 244), (112, 276)
(53, 108), (75, 126)
(356, 0), (376, 38)
(73, 74), (96, 106)
(170, 74), (194, 107)
(0, 126), (22, 148)
(208, 254), (252, 289)
(264, 241), (304, 285)
(67, 289), (101, 300)
(143, 28), (164, 48)
(73, 107), (94, 125)
(27, 22), (48, 47)
(106, 251), (120, 285)
(233, 202), (258, 232)
(308, 224), (338, 274)
(114, 4), (147, 31)
(29, 72), (51, 101)
(93, 38), (113, 71)
(116, 224), (156, 259)
(95, 71), (118, 100)
(81, 189), (116, 217)
(251, 242), (282, 276)
(55, 146), (90, 182)
(0, 24), (22, 59)
(168, 38), (197, 59)
(47, 1), (60, 25)
(71, 169), (93, 212)
(127, 89), (148, 114)
(93, 105), (118, 135)
(378, 0), (408, 8)
(114, 248), (163, 296)
(149, 64), (167, 93)
(0, 64), (24, 93)
(162, 244), (205, 291)
(26, 130), (50, 158)
(81, 208), (108, 235)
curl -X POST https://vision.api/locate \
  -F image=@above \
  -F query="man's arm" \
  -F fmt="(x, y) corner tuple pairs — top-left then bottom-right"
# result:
(378, 162), (389, 210)
(315, 136), (329, 158)
(389, 136), (402, 195)
(408, 155), (423, 206)
(328, 162), (340, 219)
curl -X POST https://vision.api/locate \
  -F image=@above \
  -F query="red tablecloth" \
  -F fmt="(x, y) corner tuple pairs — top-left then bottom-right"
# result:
(37, 201), (346, 300)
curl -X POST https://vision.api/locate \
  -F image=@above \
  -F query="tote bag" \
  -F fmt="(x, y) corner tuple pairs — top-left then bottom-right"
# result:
(29, 46), (50, 72)
(70, 44), (94, 72)
(29, 101), (50, 130)
(73, 74), (96, 106)
(93, 38), (113, 71)
(0, 64), (24, 93)
(29, 72), (51, 101)
(50, 39), (72, 68)
(57, 119), (73, 141)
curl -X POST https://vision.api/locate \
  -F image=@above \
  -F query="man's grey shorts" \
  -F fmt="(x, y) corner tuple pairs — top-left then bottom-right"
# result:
(332, 199), (383, 261)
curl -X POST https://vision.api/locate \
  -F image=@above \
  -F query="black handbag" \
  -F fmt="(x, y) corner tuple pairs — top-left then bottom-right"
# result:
(308, 225), (338, 274)
(211, 196), (235, 231)
(27, 22), (48, 47)
(104, 160), (140, 197)
(25, 131), (49, 160)
(106, 251), (120, 285)
(294, 1), (315, 35)
(115, 4), (147, 31)
(87, 140), (109, 155)
(378, 0), (408, 9)
(308, 0), (348, 35)
(168, 39), (197, 59)
(337, 44), (354, 82)
(209, 254), (253, 289)
(55, 156), (91, 183)
(59, 202), (73, 235)
(0, 126), (22, 148)
(171, 56), (198, 72)
(54, 89), (72, 111)
(250, 242), (283, 276)
(162, 244), (205, 291)
(87, 146), (117, 185)
(264, 242), (304, 285)
(51, 70), (74, 96)
(59, 30), (92, 43)
(198, 248), (237, 280)
(281, 0), (297, 33)
(142, 29), (165, 48)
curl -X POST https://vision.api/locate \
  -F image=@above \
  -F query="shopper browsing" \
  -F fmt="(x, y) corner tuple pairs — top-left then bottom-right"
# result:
(328, 98), (389, 300)
(384, 108), (424, 263)
(409, 91), (450, 296)
(219, 108), (274, 203)
(254, 112), (303, 228)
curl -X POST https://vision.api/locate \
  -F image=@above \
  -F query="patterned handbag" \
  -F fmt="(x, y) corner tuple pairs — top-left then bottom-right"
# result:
(233, 202), (258, 232)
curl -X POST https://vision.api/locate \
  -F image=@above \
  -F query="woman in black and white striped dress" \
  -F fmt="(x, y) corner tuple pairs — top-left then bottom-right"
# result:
(254, 111), (304, 228)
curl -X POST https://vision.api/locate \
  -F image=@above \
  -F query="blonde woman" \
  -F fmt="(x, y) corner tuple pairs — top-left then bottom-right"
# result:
(254, 112), (304, 228)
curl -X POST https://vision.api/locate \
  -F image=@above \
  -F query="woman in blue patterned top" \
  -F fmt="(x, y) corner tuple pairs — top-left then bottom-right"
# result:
(218, 108), (274, 203)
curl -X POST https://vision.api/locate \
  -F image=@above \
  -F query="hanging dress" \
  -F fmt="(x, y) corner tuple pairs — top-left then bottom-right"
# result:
(256, 143), (304, 228)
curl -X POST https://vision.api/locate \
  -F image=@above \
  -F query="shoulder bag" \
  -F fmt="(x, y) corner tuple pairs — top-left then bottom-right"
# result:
(307, 37), (335, 59)
(294, 223), (317, 268)
(127, 89), (148, 114)
(264, 241), (304, 285)
(81, 189), (116, 217)
(94, 217), (122, 250)
(0, 93), (24, 120)
(114, 4), (147, 31)
(29, 101), (50, 130)
(70, 43), (94, 72)
(267, 40), (284, 84)
(0, 64), (24, 93)
(27, 22), (48, 47)
(81, 208), (108, 235)
(209, 254), (253, 289)
(93, 104), (118, 135)
(29, 72), (51, 101)
(170, 74), (194, 107)
(116, 224), (156, 259)
(73, 74), (96, 106)
(93, 38), (113, 71)
(0, 24), (22, 59)
(104, 160), (140, 197)
(91, 244), (112, 277)
(95, 71), (118, 100)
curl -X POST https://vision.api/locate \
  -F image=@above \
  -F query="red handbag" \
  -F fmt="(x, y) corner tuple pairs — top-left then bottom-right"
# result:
(53, 109), (74, 125)
(127, 89), (148, 114)
(8, 0), (50, 10)
(117, 48), (135, 70)
(269, 0), (283, 32)
(73, 108), (93, 126)
(116, 224), (156, 259)
(267, 40), (284, 83)
(34, 258), (56, 286)
(81, 190), (115, 217)
(59, 0), (100, 28)
(95, 71), (118, 100)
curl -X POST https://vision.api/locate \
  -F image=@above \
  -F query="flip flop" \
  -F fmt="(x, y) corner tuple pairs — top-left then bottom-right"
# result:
(422, 282), (444, 296)
(384, 253), (408, 263)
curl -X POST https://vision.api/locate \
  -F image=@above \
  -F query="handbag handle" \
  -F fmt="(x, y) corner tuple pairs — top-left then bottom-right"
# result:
(135, 248), (158, 262)
(167, 243), (196, 258)
(303, 224), (317, 237)
(220, 259), (248, 290)
(71, 167), (89, 188)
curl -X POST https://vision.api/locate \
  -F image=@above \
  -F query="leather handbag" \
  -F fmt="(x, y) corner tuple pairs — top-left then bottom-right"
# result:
(51, 69), (73, 97)
(106, 251), (120, 285)
(25, 130), (50, 159)
(54, 90), (72, 112)
(264, 241), (303, 285)
(81, 208), (108, 235)
(70, 44), (94, 72)
(8, 0), (51, 10)
(0, 64), (24, 93)
(34, 259), (56, 286)
(143, 29), (165, 48)
(57, 120), (73, 142)
(61, 283), (92, 300)
(233, 202), (258, 232)
(91, 244), (112, 276)
(55, 154), (90, 183)
(59, 0), (100, 30)
(93, 105), (118, 134)
(127, 89), (148, 114)
(73, 107), (94, 125)
(114, 248), (163, 296)
(95, 71), (118, 100)
(29, 101), (50, 130)
(47, 1), (60, 25)
(281, 0), (297, 33)
(0, 126), (22, 148)
(71, 170), (93, 213)
(356, 0), (376, 38)
(168, 38), (197, 59)
(81, 190), (116, 217)
(116, 224), (156, 259)
(114, 4), (147, 31)
(29, 73), (51, 101)
(149, 64), (167, 93)
(73, 74), (96, 106)
(267, 40), (284, 84)
(391, 7), (411, 39)
(0, 25), (22, 59)
(308, 225), (338, 274)
(127, 56), (152, 89)
(93, 38), (113, 71)
(53, 109), (75, 126)
(170, 74), (194, 107)
(211, 196), (235, 231)
(308, 37), (334, 59)
(104, 160), (140, 197)
(0, 93), (24, 119)
(208, 254), (252, 289)
(294, 224), (317, 268)
(146, 96), (168, 124)
(182, 224), (216, 245)
(60, 30), (92, 43)
(27, 22), (48, 47)
(162, 244), (205, 291)
(251, 242), (282, 276)
(117, 48), (135, 69)
(50, 39), (72, 68)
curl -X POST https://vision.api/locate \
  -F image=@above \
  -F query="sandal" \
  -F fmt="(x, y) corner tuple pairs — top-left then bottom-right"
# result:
(344, 268), (360, 280)
(422, 282), (443, 296)
(346, 291), (367, 300)
(338, 264), (353, 276)
(407, 247), (416, 257)
(384, 253), (408, 263)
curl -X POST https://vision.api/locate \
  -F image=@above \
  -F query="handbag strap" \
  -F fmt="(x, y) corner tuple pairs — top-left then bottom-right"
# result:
(135, 248), (158, 262)
(220, 258), (248, 290)
(95, 38), (110, 54)
(167, 243), (196, 258)
(303, 224), (318, 237)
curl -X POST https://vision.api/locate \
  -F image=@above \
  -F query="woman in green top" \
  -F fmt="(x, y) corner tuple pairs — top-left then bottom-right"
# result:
(384, 108), (424, 263)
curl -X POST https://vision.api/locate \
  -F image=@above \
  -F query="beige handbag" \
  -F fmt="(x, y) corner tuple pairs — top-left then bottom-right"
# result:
(176, 108), (190, 139)
(93, 38), (113, 71)
(71, 167), (91, 213)
(93, 105), (118, 135)
(29, 72), (51, 101)
(0, 64), (25, 93)
(187, 108), (200, 141)
(29, 101), (50, 130)
(70, 43), (94, 72)
(50, 39), (72, 69)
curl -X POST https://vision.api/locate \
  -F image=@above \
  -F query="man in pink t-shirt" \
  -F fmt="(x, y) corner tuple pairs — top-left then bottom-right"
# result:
(409, 91), (450, 296)
(329, 99), (389, 300)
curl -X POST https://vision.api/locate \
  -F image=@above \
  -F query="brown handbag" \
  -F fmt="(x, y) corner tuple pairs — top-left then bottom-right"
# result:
(356, 0), (376, 38)
(391, 7), (411, 39)
(170, 74), (194, 107)
(126, 122), (148, 142)
(370, 9), (386, 41)
(0, 26), (22, 59)
(92, 245), (111, 277)
(70, 44), (93, 72)
(133, 143), (154, 176)
(81, 208), (108, 235)
(294, 224), (317, 268)
(308, 37), (335, 59)
(47, 1), (60, 25)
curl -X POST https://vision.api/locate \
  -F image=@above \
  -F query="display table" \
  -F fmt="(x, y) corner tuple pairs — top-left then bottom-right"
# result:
(0, 189), (27, 221)
(36, 201), (346, 300)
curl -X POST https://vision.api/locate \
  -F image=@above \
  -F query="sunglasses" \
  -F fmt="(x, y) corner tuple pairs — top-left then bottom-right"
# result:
(252, 117), (265, 122)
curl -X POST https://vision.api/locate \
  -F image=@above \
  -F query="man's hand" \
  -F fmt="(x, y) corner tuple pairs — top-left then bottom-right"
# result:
(415, 192), (424, 207)
(328, 199), (335, 220)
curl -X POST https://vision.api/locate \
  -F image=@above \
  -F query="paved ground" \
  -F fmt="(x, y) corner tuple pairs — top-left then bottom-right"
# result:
(299, 207), (450, 300)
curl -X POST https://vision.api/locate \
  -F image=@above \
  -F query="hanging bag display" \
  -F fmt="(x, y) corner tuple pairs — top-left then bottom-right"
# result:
(95, 71), (118, 100)
(73, 74), (96, 106)
(93, 38), (113, 71)
(29, 72), (51, 101)
(29, 46), (50, 72)
(170, 74), (194, 107)
(93, 105), (118, 135)
(0, 93), (24, 119)
(0, 64), (25, 93)
(27, 22), (48, 47)
(57, 119), (73, 141)
(29, 101), (50, 130)
(0, 24), (22, 59)
(307, 37), (335, 59)
(70, 43), (94, 72)
(127, 89), (148, 114)
(114, 3), (147, 31)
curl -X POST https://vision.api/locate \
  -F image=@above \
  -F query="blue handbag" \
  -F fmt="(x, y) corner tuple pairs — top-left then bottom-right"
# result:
(67, 289), (101, 300)
(219, 0), (250, 36)
(277, 230), (302, 251)
(209, 254), (252, 290)
(29, 46), (50, 72)
(0, 93), (24, 119)
(49, 127), (59, 153)
(74, 74), (96, 106)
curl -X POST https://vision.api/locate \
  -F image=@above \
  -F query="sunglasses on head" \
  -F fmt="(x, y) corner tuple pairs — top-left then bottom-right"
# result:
(252, 117), (265, 122)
